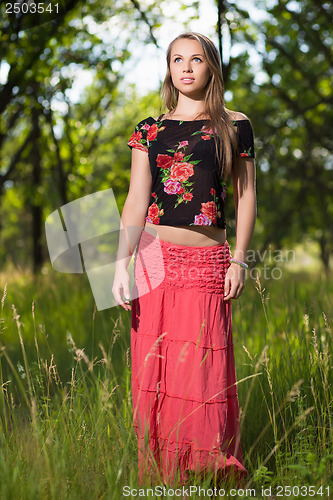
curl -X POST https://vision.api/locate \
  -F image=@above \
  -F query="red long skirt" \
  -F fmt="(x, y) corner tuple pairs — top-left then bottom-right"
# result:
(130, 229), (247, 487)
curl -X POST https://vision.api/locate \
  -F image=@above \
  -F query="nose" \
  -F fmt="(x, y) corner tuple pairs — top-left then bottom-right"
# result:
(183, 60), (193, 72)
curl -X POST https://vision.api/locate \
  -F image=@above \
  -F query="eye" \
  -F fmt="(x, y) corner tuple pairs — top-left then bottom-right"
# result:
(193, 57), (202, 62)
(174, 57), (182, 63)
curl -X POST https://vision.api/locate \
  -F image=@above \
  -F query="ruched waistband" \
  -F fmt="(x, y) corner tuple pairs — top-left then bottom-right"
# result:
(133, 230), (231, 295)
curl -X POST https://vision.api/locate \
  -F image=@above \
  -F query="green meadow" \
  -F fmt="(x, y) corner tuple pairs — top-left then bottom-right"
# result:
(0, 261), (332, 499)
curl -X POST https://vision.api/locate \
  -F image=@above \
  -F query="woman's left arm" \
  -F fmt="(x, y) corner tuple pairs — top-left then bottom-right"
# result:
(223, 155), (257, 301)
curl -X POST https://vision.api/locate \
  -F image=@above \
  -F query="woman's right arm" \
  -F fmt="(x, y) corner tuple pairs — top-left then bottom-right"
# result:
(112, 147), (152, 309)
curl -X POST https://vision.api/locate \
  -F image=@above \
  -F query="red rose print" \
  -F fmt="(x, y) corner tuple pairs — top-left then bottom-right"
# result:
(202, 135), (212, 140)
(152, 192), (156, 198)
(157, 154), (174, 170)
(179, 141), (189, 148)
(201, 126), (214, 135)
(148, 203), (159, 219)
(132, 131), (142, 142)
(194, 214), (211, 225)
(134, 143), (148, 152)
(128, 134), (148, 152)
(200, 201), (217, 224)
(170, 162), (194, 182)
(174, 152), (185, 162)
(183, 192), (193, 201)
(146, 216), (160, 224)
(147, 124), (158, 141)
(178, 187), (185, 194)
(210, 188), (216, 196)
(164, 179), (181, 195)
(146, 194), (163, 224)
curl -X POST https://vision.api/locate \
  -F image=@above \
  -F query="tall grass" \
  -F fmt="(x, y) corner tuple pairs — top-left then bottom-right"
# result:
(0, 263), (332, 499)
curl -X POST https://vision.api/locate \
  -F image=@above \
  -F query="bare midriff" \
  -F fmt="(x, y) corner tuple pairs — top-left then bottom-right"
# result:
(144, 221), (227, 247)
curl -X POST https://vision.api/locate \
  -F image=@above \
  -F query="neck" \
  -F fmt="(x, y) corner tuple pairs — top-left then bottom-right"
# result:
(171, 93), (207, 120)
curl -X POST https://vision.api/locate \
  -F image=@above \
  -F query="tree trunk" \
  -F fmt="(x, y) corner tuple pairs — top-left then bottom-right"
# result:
(319, 235), (331, 275)
(0, 184), (3, 266)
(216, 0), (230, 83)
(45, 108), (68, 205)
(31, 103), (43, 274)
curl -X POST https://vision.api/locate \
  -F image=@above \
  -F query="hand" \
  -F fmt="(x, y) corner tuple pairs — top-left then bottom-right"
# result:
(112, 267), (132, 311)
(223, 263), (246, 301)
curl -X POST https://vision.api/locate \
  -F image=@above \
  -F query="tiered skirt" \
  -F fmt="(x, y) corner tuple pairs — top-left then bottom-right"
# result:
(130, 229), (247, 486)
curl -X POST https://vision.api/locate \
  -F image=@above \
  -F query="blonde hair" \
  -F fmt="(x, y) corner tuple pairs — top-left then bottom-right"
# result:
(161, 32), (237, 182)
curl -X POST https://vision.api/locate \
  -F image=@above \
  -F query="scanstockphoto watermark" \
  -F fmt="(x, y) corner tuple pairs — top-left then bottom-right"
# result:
(246, 247), (296, 281)
(122, 484), (258, 497)
(123, 484), (331, 497)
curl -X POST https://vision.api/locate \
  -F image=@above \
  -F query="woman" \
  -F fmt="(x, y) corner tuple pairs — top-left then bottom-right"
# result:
(112, 32), (256, 487)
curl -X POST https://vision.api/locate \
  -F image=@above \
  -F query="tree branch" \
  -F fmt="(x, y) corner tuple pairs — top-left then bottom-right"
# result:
(130, 0), (160, 48)
(44, 107), (68, 206)
(0, 128), (35, 186)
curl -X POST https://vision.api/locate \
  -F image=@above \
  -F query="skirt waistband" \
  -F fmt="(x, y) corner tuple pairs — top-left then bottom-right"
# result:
(140, 227), (229, 250)
(134, 230), (231, 295)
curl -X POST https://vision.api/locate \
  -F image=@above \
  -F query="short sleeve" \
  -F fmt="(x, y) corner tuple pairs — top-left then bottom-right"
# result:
(235, 120), (255, 158)
(127, 117), (156, 153)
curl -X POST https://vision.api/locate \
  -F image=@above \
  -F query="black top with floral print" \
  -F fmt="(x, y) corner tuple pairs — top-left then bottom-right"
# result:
(127, 116), (255, 228)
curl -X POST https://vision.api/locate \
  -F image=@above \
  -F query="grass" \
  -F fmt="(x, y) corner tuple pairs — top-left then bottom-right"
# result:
(0, 261), (332, 499)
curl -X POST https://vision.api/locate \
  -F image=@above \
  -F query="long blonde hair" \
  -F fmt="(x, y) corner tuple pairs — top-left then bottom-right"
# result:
(161, 32), (237, 182)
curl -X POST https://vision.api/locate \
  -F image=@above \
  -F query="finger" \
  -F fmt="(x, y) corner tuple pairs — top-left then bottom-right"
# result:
(235, 285), (245, 299)
(123, 298), (131, 311)
(113, 287), (128, 309)
(224, 282), (237, 301)
(229, 283), (245, 300)
(122, 294), (131, 311)
(223, 276), (231, 298)
(224, 274), (231, 293)
(117, 298), (131, 311)
(118, 285), (131, 311)
(123, 288), (131, 303)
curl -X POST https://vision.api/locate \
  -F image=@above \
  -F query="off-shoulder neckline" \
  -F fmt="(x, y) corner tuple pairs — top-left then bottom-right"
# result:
(148, 116), (250, 123)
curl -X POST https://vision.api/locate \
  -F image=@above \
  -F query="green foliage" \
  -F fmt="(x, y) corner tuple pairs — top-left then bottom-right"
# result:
(286, 453), (333, 486)
(1, 0), (332, 274)
(0, 0), (165, 270)
(0, 264), (332, 496)
(252, 464), (274, 486)
(224, 0), (333, 271)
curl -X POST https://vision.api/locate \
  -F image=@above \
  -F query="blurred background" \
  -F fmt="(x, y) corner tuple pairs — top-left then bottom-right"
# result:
(1, 0), (332, 276)
(0, 3), (332, 494)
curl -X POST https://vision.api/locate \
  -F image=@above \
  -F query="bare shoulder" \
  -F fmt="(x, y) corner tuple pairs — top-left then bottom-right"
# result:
(226, 109), (250, 121)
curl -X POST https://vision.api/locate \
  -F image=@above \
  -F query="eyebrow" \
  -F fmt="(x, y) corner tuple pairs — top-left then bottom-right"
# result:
(172, 53), (204, 57)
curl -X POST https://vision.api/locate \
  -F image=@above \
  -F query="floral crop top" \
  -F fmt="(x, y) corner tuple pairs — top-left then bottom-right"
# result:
(127, 115), (255, 228)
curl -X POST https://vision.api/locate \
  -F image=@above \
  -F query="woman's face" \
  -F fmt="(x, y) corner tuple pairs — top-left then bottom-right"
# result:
(169, 38), (211, 98)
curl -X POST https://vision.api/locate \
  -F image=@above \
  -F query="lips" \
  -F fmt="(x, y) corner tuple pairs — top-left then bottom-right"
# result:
(181, 77), (195, 83)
